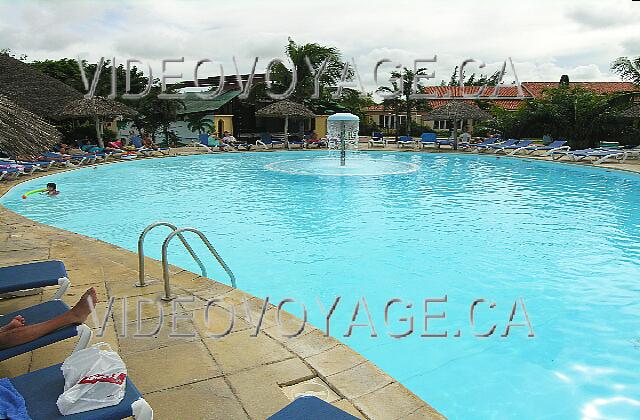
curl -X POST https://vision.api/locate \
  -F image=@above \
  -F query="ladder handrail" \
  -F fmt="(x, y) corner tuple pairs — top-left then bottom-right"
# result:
(137, 221), (207, 287)
(161, 227), (237, 300)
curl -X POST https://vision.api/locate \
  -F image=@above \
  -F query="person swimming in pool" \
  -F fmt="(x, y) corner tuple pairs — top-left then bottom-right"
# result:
(46, 182), (59, 196)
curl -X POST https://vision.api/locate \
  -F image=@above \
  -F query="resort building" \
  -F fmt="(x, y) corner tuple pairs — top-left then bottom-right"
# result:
(364, 81), (640, 134)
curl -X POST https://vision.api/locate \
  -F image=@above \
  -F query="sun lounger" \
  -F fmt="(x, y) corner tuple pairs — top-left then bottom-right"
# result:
(0, 167), (22, 181)
(268, 396), (358, 420)
(0, 260), (70, 298)
(287, 139), (305, 150)
(257, 133), (285, 149)
(487, 139), (520, 153)
(418, 133), (437, 148)
(0, 300), (92, 361)
(8, 362), (153, 419)
(435, 138), (454, 148)
(552, 148), (625, 164)
(368, 132), (386, 147)
(462, 138), (498, 152)
(397, 136), (415, 148)
(512, 140), (570, 156)
(493, 140), (533, 154)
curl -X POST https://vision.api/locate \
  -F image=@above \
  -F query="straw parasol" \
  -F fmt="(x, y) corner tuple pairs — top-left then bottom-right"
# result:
(255, 100), (315, 143)
(0, 95), (61, 157)
(59, 97), (138, 148)
(423, 101), (492, 149)
(0, 54), (83, 118)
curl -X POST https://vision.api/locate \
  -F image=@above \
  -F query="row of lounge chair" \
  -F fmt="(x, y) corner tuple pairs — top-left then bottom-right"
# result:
(367, 133), (640, 165)
(0, 260), (358, 419)
(0, 145), (169, 182)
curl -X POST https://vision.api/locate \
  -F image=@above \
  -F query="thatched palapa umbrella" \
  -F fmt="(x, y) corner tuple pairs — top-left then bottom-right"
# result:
(0, 54), (82, 118)
(0, 95), (61, 157)
(255, 100), (315, 144)
(424, 101), (492, 150)
(60, 97), (138, 148)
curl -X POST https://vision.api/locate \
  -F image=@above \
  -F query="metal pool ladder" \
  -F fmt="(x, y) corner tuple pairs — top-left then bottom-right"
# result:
(136, 222), (237, 301)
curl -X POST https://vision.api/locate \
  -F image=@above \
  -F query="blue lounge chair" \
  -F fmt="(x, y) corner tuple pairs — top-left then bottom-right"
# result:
(131, 136), (169, 156)
(557, 148), (626, 164)
(0, 167), (22, 181)
(268, 396), (358, 420)
(462, 138), (498, 152)
(487, 139), (519, 153)
(8, 362), (152, 419)
(0, 260), (70, 298)
(0, 300), (92, 361)
(494, 140), (533, 154)
(368, 132), (385, 147)
(397, 136), (415, 148)
(514, 140), (569, 156)
(435, 138), (454, 148)
(286, 138), (305, 150)
(257, 133), (285, 149)
(418, 133), (437, 148)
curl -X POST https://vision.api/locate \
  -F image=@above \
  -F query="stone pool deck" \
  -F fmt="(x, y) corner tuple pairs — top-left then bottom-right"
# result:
(0, 155), (445, 419)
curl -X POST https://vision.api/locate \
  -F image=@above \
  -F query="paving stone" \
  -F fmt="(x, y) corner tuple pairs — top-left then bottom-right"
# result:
(305, 344), (367, 377)
(203, 330), (294, 374)
(126, 341), (220, 393)
(327, 361), (394, 400)
(227, 358), (315, 419)
(117, 314), (198, 354)
(353, 382), (439, 420)
(144, 378), (249, 420)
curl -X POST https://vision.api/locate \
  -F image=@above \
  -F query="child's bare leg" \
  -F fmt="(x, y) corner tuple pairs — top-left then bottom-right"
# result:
(0, 288), (97, 349)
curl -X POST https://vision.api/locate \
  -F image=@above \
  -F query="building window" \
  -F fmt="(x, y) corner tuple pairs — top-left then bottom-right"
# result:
(380, 115), (407, 129)
(433, 120), (464, 130)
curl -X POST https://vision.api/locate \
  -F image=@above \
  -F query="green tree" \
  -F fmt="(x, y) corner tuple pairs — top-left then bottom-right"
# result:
(611, 56), (640, 85)
(490, 85), (634, 149)
(126, 85), (184, 146)
(187, 116), (215, 134)
(28, 58), (149, 98)
(377, 68), (431, 138)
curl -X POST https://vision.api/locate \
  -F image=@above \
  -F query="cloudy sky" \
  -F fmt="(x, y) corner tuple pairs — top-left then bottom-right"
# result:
(1, 0), (639, 96)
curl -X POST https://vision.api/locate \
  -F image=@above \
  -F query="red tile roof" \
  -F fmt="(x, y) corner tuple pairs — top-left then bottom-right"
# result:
(365, 82), (639, 113)
(422, 85), (530, 98)
(522, 82), (638, 98)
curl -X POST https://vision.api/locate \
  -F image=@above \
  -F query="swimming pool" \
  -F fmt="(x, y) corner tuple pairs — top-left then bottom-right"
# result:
(3, 151), (640, 419)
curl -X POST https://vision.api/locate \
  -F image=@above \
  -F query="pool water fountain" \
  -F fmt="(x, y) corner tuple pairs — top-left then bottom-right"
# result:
(265, 112), (419, 176)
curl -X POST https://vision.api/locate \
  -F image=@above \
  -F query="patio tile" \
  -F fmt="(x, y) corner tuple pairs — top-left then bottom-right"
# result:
(326, 361), (394, 400)
(227, 358), (315, 419)
(125, 340), (220, 393)
(203, 330), (294, 374)
(305, 344), (367, 377)
(144, 378), (249, 420)
(353, 382), (440, 420)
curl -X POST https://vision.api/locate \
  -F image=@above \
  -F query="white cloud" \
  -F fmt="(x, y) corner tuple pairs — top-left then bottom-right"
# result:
(1, 0), (638, 89)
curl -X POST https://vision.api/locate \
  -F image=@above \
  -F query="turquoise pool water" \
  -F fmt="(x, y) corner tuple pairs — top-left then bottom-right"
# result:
(3, 151), (640, 419)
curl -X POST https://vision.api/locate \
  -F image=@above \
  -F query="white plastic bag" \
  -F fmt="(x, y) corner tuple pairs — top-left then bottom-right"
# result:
(56, 342), (127, 416)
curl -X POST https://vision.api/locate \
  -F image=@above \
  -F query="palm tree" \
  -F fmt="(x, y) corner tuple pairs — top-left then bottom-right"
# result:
(268, 38), (344, 103)
(611, 56), (640, 85)
(187, 116), (214, 134)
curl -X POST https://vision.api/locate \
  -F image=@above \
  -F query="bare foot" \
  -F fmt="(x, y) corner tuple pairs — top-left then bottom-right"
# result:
(69, 287), (98, 324)
(0, 316), (25, 332)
